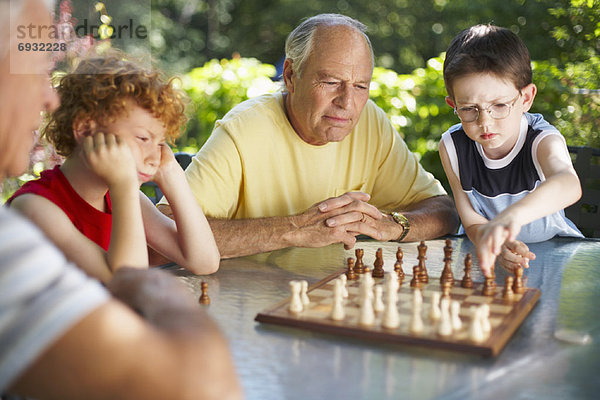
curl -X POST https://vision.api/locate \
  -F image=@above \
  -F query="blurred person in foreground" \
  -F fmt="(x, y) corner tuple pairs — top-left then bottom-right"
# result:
(0, 0), (242, 399)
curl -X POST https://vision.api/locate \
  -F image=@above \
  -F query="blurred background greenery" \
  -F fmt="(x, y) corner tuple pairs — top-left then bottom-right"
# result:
(2, 0), (599, 200)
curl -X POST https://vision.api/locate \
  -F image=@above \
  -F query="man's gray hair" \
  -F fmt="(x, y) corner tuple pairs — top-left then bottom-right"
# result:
(0, 0), (56, 60)
(284, 13), (374, 77)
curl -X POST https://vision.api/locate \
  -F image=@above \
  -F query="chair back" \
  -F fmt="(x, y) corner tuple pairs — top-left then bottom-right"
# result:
(566, 146), (600, 238)
(141, 152), (194, 205)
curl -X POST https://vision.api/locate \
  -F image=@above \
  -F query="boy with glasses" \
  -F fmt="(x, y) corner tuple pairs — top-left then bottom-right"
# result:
(439, 24), (583, 277)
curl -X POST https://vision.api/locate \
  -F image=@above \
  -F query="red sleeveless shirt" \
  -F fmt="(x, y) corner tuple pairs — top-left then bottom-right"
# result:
(8, 166), (112, 251)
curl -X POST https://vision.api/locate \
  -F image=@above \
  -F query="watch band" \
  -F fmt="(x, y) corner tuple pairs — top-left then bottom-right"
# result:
(390, 211), (410, 241)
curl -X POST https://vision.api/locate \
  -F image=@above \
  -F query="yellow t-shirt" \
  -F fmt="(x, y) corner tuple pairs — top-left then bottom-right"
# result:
(165, 92), (446, 219)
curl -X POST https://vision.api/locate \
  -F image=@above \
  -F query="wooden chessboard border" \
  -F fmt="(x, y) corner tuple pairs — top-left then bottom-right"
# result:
(255, 269), (541, 357)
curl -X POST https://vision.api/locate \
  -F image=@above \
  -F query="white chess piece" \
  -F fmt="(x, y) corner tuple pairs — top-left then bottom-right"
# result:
(412, 288), (423, 308)
(480, 304), (491, 335)
(360, 274), (374, 304)
(289, 281), (303, 313)
(438, 297), (453, 336)
(359, 290), (375, 326)
(382, 286), (400, 329)
(330, 279), (345, 321)
(451, 300), (462, 331)
(373, 285), (385, 313)
(410, 303), (424, 334)
(469, 306), (485, 342)
(339, 274), (349, 298)
(429, 292), (441, 321)
(384, 273), (399, 294)
(300, 280), (310, 306)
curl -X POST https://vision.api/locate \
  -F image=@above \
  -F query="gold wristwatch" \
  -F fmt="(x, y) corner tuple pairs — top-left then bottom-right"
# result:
(390, 211), (410, 241)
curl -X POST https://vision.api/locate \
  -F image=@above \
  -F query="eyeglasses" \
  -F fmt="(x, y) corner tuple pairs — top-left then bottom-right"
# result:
(454, 93), (521, 123)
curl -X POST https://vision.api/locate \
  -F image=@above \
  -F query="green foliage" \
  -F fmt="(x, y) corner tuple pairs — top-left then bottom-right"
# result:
(533, 60), (600, 148)
(181, 57), (280, 150)
(150, 0), (564, 75)
(369, 58), (455, 189)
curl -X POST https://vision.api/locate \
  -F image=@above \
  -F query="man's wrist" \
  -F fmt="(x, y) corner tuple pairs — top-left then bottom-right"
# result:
(389, 211), (410, 241)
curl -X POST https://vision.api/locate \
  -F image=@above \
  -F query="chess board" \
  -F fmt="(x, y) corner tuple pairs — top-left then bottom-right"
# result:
(255, 269), (540, 357)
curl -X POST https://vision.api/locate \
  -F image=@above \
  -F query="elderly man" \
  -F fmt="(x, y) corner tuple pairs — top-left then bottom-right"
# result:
(159, 14), (459, 258)
(0, 0), (241, 399)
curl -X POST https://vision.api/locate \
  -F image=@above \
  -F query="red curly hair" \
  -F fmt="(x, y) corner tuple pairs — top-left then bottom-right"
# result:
(44, 51), (188, 156)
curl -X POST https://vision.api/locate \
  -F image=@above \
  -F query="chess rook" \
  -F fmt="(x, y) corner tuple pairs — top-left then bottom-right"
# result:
(346, 258), (357, 281)
(354, 248), (365, 274)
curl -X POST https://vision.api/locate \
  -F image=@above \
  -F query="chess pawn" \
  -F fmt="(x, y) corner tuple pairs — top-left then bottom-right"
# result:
(300, 280), (310, 306)
(410, 304), (424, 334)
(513, 265), (524, 294)
(412, 287), (423, 309)
(429, 291), (441, 321)
(438, 297), (453, 336)
(417, 241), (429, 283)
(480, 304), (491, 338)
(394, 247), (405, 278)
(396, 269), (405, 286)
(503, 276), (515, 300)
(382, 290), (400, 329)
(359, 292), (375, 326)
(441, 279), (452, 299)
(482, 275), (496, 297)
(199, 281), (210, 305)
(330, 279), (345, 321)
(461, 254), (474, 289)
(339, 274), (349, 298)
(384, 273), (399, 297)
(360, 274), (374, 306)
(372, 248), (385, 278)
(451, 300), (462, 331)
(410, 265), (421, 288)
(288, 281), (304, 313)
(346, 258), (357, 281)
(373, 285), (385, 313)
(354, 248), (365, 274)
(469, 306), (485, 343)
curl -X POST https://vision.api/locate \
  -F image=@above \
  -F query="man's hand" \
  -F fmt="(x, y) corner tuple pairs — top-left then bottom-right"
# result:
(318, 192), (402, 242)
(287, 192), (384, 249)
(107, 267), (202, 332)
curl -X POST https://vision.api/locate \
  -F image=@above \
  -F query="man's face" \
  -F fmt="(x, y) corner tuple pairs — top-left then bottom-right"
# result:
(0, 0), (59, 179)
(284, 25), (373, 146)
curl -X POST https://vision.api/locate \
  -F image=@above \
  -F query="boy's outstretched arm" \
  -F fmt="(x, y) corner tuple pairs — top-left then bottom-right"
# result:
(476, 135), (581, 270)
(142, 146), (220, 273)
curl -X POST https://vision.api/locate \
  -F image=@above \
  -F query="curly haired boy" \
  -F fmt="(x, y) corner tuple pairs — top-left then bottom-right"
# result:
(9, 51), (220, 282)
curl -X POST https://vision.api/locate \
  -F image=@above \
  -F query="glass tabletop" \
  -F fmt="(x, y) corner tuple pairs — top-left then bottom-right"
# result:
(165, 237), (600, 400)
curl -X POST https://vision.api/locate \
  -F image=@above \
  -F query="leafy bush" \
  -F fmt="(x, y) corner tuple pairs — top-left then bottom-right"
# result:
(180, 57), (281, 152)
